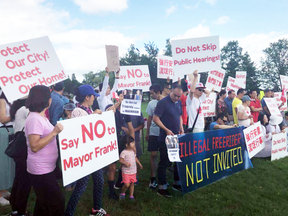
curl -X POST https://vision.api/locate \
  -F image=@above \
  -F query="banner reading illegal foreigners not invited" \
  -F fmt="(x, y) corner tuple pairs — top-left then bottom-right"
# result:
(58, 111), (119, 186)
(176, 127), (252, 194)
(0, 36), (67, 102)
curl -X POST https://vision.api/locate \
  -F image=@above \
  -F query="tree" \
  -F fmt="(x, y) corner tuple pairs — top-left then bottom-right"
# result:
(63, 73), (81, 94)
(163, 38), (172, 57)
(260, 39), (288, 91)
(221, 41), (259, 90)
(82, 70), (115, 89)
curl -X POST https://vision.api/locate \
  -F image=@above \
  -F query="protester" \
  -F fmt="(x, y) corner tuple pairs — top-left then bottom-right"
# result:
(255, 114), (282, 158)
(237, 95), (253, 127)
(186, 70), (211, 133)
(25, 85), (64, 216)
(104, 91), (134, 199)
(232, 88), (246, 125)
(146, 84), (162, 189)
(161, 82), (171, 98)
(153, 83), (184, 198)
(9, 98), (31, 216)
(62, 92), (70, 104)
(261, 89), (272, 117)
(180, 82), (188, 130)
(209, 113), (237, 130)
(65, 84), (109, 216)
(119, 135), (143, 200)
(249, 90), (263, 123)
(0, 92), (14, 207)
(97, 67), (119, 112)
(216, 89), (228, 115)
(49, 81), (65, 126)
(224, 90), (236, 124)
(280, 112), (288, 129)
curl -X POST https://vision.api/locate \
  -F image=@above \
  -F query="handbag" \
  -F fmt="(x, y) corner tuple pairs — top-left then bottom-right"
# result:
(185, 104), (201, 133)
(5, 127), (27, 159)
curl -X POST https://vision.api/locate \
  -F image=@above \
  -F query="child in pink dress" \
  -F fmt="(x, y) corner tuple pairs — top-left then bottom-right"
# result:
(119, 136), (143, 200)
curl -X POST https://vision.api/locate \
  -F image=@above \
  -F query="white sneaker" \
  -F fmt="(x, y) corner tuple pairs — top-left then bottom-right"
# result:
(2, 191), (11, 199)
(0, 197), (10, 206)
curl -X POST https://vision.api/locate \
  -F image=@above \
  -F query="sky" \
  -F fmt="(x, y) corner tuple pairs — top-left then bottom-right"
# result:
(0, 0), (287, 81)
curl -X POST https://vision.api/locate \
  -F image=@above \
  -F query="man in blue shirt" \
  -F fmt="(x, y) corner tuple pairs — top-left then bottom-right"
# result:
(224, 90), (235, 124)
(49, 81), (65, 126)
(153, 83), (184, 198)
(209, 113), (237, 130)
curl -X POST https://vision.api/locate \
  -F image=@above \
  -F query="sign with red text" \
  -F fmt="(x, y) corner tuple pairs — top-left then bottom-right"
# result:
(157, 55), (174, 79)
(201, 92), (216, 117)
(118, 65), (151, 92)
(171, 36), (220, 77)
(226, 76), (241, 92)
(243, 122), (265, 158)
(274, 92), (287, 112)
(280, 75), (288, 92)
(105, 45), (119, 72)
(0, 36), (66, 102)
(271, 132), (287, 161)
(58, 111), (118, 186)
(236, 71), (246, 89)
(205, 69), (225, 92)
(264, 98), (282, 118)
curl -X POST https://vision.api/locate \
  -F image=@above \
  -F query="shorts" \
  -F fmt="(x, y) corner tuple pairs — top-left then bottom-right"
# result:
(121, 173), (137, 184)
(147, 135), (160, 152)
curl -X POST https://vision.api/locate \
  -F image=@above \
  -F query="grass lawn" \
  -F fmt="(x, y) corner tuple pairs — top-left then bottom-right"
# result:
(2, 101), (288, 215)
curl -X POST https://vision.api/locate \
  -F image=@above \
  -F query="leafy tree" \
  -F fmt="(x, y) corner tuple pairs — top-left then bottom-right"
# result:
(164, 38), (172, 57)
(260, 39), (288, 91)
(82, 70), (115, 89)
(63, 73), (81, 94)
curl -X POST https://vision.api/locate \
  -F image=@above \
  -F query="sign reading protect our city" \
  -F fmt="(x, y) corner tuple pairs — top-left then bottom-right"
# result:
(0, 36), (67, 102)
(171, 36), (220, 77)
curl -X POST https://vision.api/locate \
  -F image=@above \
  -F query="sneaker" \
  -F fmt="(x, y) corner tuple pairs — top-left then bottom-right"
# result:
(114, 182), (123, 190)
(149, 179), (158, 190)
(108, 192), (118, 200)
(0, 197), (10, 206)
(90, 208), (110, 216)
(8, 211), (32, 216)
(129, 196), (135, 201)
(119, 193), (125, 200)
(172, 184), (182, 192)
(157, 189), (172, 198)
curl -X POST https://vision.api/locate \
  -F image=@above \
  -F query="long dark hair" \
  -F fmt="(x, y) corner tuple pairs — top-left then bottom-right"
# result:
(217, 89), (226, 100)
(258, 112), (268, 126)
(10, 99), (27, 121)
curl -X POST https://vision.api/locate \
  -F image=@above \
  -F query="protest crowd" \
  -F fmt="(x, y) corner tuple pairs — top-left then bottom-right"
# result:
(1, 36), (288, 216)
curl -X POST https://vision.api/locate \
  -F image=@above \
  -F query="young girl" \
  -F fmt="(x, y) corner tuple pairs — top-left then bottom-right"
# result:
(119, 136), (143, 200)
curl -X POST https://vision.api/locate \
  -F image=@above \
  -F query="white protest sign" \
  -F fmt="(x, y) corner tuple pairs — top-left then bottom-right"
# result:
(205, 69), (225, 92)
(120, 99), (141, 116)
(165, 135), (181, 162)
(105, 45), (120, 72)
(280, 75), (288, 92)
(226, 76), (241, 92)
(236, 71), (246, 89)
(274, 92), (287, 112)
(0, 36), (66, 102)
(264, 98), (282, 118)
(243, 121), (265, 158)
(58, 111), (118, 186)
(118, 65), (151, 92)
(171, 36), (220, 77)
(201, 92), (216, 117)
(157, 55), (174, 79)
(271, 132), (287, 161)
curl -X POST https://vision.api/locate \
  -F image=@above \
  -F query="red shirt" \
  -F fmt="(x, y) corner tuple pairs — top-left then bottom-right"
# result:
(250, 99), (261, 123)
(180, 94), (188, 125)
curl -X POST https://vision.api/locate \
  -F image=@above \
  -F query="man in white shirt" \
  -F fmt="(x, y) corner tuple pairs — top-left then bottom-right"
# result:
(186, 70), (210, 133)
(97, 67), (120, 111)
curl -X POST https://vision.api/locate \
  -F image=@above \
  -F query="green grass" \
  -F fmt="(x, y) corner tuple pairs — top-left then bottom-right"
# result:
(2, 102), (288, 215)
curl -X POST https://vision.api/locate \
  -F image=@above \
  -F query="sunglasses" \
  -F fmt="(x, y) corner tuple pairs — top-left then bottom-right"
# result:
(197, 88), (204, 92)
(221, 119), (227, 123)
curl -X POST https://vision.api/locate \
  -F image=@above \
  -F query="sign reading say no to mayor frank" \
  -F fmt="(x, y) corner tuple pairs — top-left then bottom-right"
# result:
(171, 36), (220, 77)
(0, 36), (66, 102)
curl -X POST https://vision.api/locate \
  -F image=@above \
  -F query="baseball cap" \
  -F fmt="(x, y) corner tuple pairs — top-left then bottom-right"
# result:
(63, 103), (76, 111)
(196, 82), (205, 89)
(242, 95), (251, 102)
(78, 84), (100, 97)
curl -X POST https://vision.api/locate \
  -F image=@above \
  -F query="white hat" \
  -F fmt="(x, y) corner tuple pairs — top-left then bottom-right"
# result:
(196, 82), (205, 89)
(269, 115), (283, 126)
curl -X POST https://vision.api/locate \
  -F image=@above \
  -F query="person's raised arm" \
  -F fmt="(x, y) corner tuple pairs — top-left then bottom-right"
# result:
(110, 68), (120, 95)
(188, 70), (198, 100)
(98, 67), (110, 100)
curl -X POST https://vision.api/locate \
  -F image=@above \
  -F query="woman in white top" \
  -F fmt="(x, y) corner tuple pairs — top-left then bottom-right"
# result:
(0, 92), (14, 206)
(237, 95), (253, 127)
(255, 114), (282, 158)
(9, 98), (31, 215)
